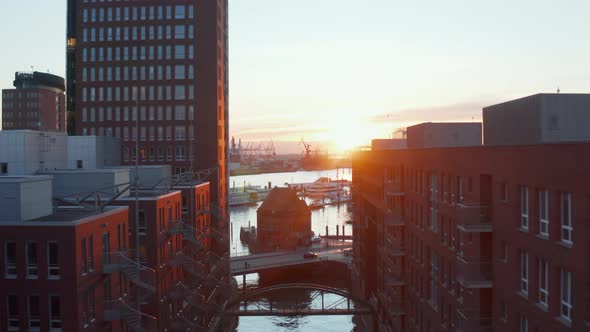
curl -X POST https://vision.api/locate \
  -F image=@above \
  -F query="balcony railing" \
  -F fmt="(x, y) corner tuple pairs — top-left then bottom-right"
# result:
(456, 308), (492, 332)
(456, 256), (492, 288)
(104, 298), (158, 332)
(456, 205), (492, 233)
(103, 251), (157, 293)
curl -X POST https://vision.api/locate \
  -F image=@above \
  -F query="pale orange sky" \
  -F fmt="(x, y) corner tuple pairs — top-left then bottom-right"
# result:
(1, 1), (589, 155)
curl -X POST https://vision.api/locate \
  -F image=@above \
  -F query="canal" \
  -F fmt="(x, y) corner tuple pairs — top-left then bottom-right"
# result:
(229, 169), (357, 332)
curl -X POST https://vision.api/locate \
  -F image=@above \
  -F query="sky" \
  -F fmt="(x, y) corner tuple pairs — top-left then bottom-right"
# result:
(1, 0), (590, 153)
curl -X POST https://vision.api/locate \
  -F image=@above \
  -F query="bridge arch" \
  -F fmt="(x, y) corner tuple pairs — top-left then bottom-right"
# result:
(225, 283), (374, 315)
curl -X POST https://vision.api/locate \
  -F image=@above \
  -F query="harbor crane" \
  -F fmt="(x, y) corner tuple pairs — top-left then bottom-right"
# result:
(300, 138), (312, 159)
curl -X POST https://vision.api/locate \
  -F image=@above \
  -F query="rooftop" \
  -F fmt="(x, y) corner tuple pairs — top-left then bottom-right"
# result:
(1, 206), (127, 226)
(258, 187), (309, 214)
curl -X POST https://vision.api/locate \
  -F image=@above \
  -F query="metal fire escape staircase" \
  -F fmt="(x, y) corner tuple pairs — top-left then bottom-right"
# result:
(155, 169), (232, 330)
(103, 250), (158, 331)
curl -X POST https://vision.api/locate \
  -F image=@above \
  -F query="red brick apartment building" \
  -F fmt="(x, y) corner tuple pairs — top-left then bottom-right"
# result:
(66, 0), (229, 216)
(0, 176), (129, 331)
(1, 72), (66, 132)
(256, 188), (312, 251)
(104, 181), (223, 330)
(353, 142), (590, 331)
(0, 169), (226, 330)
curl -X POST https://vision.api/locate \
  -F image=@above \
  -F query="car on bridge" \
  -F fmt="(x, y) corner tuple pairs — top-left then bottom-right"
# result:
(303, 252), (319, 259)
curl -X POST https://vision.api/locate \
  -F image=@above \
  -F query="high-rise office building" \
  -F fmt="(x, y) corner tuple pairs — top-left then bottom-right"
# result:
(66, 0), (229, 219)
(2, 72), (66, 132)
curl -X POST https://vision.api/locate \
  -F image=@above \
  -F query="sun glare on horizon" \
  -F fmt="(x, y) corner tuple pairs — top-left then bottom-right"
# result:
(318, 117), (382, 154)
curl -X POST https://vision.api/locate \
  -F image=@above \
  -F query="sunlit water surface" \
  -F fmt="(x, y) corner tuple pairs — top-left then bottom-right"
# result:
(229, 169), (355, 332)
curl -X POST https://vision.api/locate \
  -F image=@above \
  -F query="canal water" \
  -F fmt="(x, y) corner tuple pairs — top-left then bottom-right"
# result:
(229, 169), (356, 332)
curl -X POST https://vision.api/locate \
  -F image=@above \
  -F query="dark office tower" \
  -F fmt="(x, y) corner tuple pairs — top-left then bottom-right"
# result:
(66, 0), (229, 219)
(2, 72), (66, 131)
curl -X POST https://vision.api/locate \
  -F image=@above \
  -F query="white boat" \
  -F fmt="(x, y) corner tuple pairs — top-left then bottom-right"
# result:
(305, 177), (342, 195)
(229, 188), (257, 206)
(229, 185), (273, 207)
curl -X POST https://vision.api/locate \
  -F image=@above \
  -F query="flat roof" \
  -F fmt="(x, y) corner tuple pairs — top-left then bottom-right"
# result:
(0, 175), (53, 183)
(0, 206), (128, 227)
(115, 189), (181, 201)
(42, 168), (129, 174)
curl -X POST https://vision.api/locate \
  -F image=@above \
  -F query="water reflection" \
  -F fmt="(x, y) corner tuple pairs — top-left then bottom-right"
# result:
(230, 170), (355, 332)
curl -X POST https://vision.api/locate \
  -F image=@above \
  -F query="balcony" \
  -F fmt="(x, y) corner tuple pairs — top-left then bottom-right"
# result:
(103, 251), (157, 293)
(456, 308), (492, 332)
(456, 205), (492, 233)
(456, 256), (492, 288)
(384, 180), (404, 196)
(384, 209), (404, 226)
(104, 298), (158, 331)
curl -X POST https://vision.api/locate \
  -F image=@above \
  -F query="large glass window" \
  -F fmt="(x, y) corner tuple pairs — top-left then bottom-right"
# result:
(538, 258), (548, 306)
(48, 242), (60, 279)
(174, 65), (185, 80)
(174, 85), (185, 100)
(81, 238), (87, 274)
(26, 242), (38, 278)
(175, 25), (185, 39)
(28, 296), (41, 331)
(561, 270), (572, 321)
(174, 45), (185, 59)
(561, 192), (572, 243)
(520, 186), (529, 230)
(5, 241), (17, 277)
(49, 296), (62, 330)
(520, 250), (528, 294)
(7, 295), (19, 331)
(539, 190), (549, 236)
(175, 5), (185, 19)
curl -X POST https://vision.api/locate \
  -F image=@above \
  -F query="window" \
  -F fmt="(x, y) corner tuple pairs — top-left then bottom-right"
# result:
(520, 250), (528, 294)
(501, 182), (508, 202)
(28, 296), (40, 331)
(48, 242), (60, 279)
(175, 25), (185, 39)
(175, 5), (185, 19)
(81, 238), (87, 274)
(560, 193), (572, 244)
(26, 242), (38, 278)
(82, 290), (88, 326)
(7, 295), (19, 331)
(1, 162), (7, 175)
(500, 241), (508, 262)
(538, 258), (549, 306)
(500, 301), (508, 322)
(102, 233), (110, 265)
(89, 287), (96, 322)
(520, 186), (529, 230)
(138, 210), (146, 234)
(5, 241), (16, 277)
(458, 176), (465, 204)
(520, 315), (528, 332)
(176, 145), (185, 161)
(539, 190), (549, 236)
(49, 296), (62, 331)
(429, 250), (438, 305)
(560, 270), (572, 321)
(88, 235), (94, 272)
